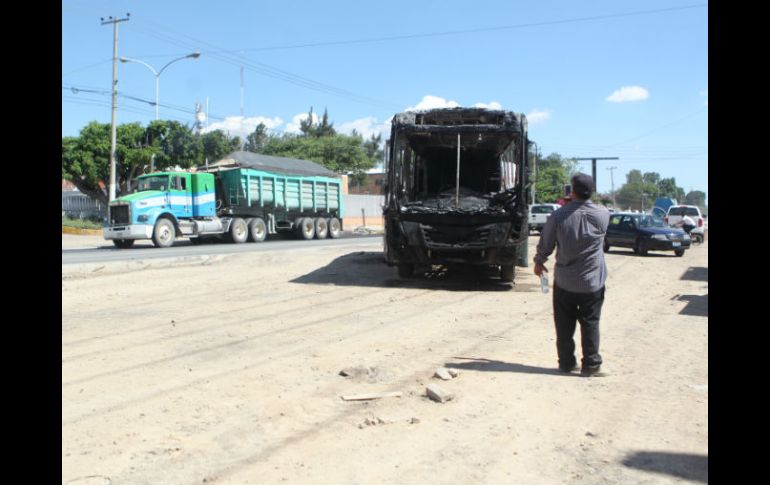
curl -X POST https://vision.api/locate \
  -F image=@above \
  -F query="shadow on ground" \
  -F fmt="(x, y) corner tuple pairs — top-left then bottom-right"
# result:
(681, 266), (708, 282)
(444, 357), (580, 377)
(623, 451), (707, 483)
(674, 294), (708, 317)
(290, 251), (539, 292)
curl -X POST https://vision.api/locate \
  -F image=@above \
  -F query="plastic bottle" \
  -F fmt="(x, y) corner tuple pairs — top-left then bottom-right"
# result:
(540, 274), (549, 294)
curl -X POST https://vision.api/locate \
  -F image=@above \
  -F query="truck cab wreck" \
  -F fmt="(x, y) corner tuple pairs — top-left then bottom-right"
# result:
(383, 108), (531, 281)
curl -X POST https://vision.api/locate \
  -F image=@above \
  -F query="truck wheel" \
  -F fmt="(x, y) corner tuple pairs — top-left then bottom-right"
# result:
(229, 218), (248, 244)
(113, 239), (134, 249)
(500, 264), (515, 282)
(298, 217), (315, 240)
(314, 217), (328, 239)
(397, 263), (414, 278)
(674, 248), (685, 257)
(248, 218), (267, 242)
(328, 217), (342, 239)
(152, 218), (176, 248)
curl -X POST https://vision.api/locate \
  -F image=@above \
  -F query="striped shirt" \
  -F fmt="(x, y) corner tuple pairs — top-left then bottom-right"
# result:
(534, 199), (610, 293)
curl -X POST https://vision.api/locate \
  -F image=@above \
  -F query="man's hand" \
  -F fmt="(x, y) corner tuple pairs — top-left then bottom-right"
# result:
(534, 261), (548, 277)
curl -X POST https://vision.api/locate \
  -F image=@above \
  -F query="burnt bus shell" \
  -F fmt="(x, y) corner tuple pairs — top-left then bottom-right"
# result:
(383, 108), (530, 272)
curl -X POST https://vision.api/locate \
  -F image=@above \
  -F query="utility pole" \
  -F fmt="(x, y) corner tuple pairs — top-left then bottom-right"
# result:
(573, 157), (619, 200)
(606, 166), (617, 207)
(101, 13), (130, 202)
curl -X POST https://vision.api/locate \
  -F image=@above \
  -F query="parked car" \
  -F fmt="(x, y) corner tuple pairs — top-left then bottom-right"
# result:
(664, 205), (705, 240)
(529, 203), (561, 233)
(605, 213), (691, 256)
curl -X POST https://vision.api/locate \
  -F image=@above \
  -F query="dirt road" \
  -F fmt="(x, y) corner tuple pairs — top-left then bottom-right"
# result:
(62, 236), (708, 484)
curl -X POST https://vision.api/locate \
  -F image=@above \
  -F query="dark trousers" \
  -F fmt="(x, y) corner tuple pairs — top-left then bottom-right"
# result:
(553, 285), (605, 369)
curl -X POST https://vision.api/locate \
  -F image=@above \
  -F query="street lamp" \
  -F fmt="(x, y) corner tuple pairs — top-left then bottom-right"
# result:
(119, 52), (200, 120)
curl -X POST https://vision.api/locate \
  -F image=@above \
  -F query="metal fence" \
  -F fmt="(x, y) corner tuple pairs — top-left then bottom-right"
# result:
(62, 192), (106, 219)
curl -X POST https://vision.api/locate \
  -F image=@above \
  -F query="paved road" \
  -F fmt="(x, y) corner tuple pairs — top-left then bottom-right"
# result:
(62, 234), (381, 265)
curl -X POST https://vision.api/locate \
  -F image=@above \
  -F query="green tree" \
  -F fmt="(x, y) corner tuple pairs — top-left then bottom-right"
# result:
(532, 153), (572, 203)
(299, 107), (336, 138)
(261, 133), (375, 175)
(200, 130), (232, 163)
(684, 190), (707, 211)
(244, 123), (270, 152)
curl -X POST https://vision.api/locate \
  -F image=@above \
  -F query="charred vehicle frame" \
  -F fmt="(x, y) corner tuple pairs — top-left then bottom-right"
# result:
(383, 108), (531, 281)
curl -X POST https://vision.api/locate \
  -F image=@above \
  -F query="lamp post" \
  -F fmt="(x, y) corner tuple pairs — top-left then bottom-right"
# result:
(119, 52), (200, 120)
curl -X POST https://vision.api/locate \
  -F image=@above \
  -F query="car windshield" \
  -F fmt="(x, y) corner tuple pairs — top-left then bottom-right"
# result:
(137, 176), (169, 192)
(637, 215), (666, 228)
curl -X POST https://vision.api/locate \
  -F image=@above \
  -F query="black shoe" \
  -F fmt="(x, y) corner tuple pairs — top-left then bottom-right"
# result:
(559, 364), (578, 373)
(580, 365), (607, 377)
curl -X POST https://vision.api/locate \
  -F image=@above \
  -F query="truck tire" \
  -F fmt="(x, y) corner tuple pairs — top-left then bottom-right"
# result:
(113, 239), (134, 249)
(152, 218), (176, 248)
(298, 217), (315, 240)
(228, 218), (248, 244)
(314, 217), (328, 239)
(397, 263), (414, 278)
(248, 218), (267, 242)
(328, 217), (342, 239)
(500, 264), (515, 282)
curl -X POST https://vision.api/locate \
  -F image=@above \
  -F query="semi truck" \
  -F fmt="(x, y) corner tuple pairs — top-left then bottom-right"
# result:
(104, 151), (344, 248)
(383, 108), (531, 282)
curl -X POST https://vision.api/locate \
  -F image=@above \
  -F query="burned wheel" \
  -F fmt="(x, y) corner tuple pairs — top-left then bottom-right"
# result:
(500, 264), (515, 282)
(397, 263), (414, 278)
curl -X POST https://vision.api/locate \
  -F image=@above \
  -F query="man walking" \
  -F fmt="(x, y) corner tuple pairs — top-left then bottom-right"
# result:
(533, 173), (610, 376)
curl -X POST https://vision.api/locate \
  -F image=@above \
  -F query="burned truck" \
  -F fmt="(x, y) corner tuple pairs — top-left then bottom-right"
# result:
(383, 108), (531, 281)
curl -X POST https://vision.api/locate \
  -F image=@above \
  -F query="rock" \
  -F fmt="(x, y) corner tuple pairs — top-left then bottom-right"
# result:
(447, 369), (460, 378)
(426, 384), (454, 403)
(434, 367), (453, 380)
(409, 417), (420, 424)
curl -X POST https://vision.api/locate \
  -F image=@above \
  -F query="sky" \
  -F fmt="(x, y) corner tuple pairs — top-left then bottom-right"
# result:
(62, 0), (708, 201)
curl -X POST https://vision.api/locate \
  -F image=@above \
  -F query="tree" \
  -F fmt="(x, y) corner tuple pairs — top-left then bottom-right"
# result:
(533, 153), (572, 203)
(200, 130), (232, 163)
(244, 123), (270, 152)
(684, 190), (707, 211)
(299, 106), (336, 138)
(261, 133), (376, 175)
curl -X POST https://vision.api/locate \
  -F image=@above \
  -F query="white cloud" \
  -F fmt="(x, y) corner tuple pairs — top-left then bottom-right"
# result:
(700, 89), (708, 107)
(338, 116), (390, 140)
(284, 111), (320, 134)
(527, 109), (552, 124)
(606, 86), (650, 103)
(405, 95), (460, 112)
(202, 116), (283, 139)
(473, 101), (503, 110)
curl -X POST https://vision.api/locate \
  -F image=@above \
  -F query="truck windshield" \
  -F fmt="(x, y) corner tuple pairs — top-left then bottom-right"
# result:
(137, 176), (169, 192)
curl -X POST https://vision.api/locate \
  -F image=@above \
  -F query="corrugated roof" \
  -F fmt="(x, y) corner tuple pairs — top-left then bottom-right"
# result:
(206, 151), (337, 178)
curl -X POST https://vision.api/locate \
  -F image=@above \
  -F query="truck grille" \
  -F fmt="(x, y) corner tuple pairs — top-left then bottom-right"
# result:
(421, 225), (490, 248)
(110, 205), (130, 226)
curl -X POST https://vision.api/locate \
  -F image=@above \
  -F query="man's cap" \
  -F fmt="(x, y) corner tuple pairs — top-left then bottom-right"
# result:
(571, 173), (594, 199)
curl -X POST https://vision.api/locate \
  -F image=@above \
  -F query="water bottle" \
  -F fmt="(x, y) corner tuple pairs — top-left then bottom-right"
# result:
(540, 274), (549, 294)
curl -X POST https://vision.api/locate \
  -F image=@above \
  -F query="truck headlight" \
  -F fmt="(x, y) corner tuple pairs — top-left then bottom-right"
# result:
(137, 214), (149, 222)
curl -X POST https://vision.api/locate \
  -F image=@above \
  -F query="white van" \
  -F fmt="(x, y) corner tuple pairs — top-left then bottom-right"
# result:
(529, 203), (561, 233)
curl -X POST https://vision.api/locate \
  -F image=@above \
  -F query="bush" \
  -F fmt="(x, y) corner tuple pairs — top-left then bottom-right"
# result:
(62, 215), (103, 230)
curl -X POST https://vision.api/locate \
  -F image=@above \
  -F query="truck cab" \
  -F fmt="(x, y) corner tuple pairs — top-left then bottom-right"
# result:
(104, 171), (216, 248)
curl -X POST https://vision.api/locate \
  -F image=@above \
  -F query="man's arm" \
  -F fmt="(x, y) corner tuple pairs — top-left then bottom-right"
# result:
(533, 213), (558, 275)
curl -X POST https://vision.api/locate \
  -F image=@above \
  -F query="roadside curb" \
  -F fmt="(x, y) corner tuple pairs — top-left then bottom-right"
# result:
(62, 226), (103, 236)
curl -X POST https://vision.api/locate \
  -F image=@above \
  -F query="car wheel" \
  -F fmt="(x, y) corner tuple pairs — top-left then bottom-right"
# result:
(634, 238), (648, 256)
(603, 239), (610, 253)
(674, 248), (685, 257)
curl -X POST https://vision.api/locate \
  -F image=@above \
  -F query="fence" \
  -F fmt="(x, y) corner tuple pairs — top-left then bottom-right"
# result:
(62, 192), (106, 219)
